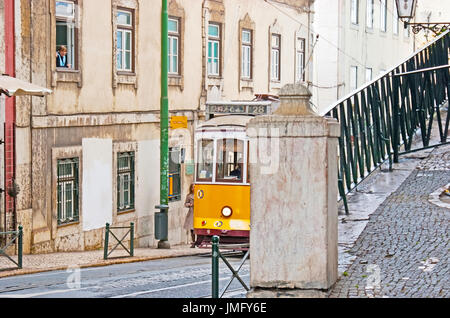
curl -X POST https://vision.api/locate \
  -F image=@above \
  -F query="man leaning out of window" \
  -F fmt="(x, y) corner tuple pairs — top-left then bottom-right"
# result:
(56, 45), (71, 68)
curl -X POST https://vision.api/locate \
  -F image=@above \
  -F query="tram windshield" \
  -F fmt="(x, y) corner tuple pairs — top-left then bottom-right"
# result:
(197, 139), (214, 181)
(216, 139), (244, 183)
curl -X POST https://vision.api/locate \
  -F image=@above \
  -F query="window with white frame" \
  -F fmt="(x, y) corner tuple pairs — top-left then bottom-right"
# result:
(241, 29), (252, 79)
(117, 152), (135, 212)
(56, 0), (77, 69)
(351, 0), (359, 25)
(350, 66), (358, 91)
(393, 1), (399, 35)
(208, 23), (221, 76)
(57, 158), (79, 225)
(380, 0), (387, 32)
(365, 67), (373, 83)
(116, 9), (134, 72)
(296, 37), (306, 83)
(366, 0), (374, 29)
(271, 34), (281, 81)
(168, 17), (180, 75)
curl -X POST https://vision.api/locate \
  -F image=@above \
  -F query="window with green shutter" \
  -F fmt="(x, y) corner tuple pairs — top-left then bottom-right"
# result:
(57, 158), (79, 225)
(117, 152), (135, 212)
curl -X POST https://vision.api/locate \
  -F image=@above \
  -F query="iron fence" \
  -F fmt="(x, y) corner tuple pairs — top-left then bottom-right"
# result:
(0, 225), (23, 269)
(320, 31), (450, 213)
(211, 235), (249, 298)
(103, 222), (134, 260)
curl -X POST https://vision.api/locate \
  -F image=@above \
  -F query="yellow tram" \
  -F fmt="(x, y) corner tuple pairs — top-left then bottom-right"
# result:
(193, 98), (279, 247)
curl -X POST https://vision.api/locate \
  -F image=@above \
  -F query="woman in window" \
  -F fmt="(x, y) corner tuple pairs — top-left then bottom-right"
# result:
(56, 45), (71, 68)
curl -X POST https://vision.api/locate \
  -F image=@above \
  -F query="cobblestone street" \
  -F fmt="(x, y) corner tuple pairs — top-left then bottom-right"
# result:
(331, 147), (450, 298)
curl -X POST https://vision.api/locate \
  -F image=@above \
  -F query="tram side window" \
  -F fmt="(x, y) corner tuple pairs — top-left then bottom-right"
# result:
(216, 139), (244, 183)
(197, 139), (214, 181)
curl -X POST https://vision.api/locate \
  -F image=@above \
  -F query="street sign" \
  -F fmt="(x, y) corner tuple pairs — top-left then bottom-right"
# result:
(170, 116), (188, 129)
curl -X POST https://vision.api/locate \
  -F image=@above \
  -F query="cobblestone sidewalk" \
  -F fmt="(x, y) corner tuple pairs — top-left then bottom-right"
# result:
(0, 245), (206, 278)
(330, 146), (450, 298)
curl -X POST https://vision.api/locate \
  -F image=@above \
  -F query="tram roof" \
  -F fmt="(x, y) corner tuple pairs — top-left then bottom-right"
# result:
(196, 115), (254, 129)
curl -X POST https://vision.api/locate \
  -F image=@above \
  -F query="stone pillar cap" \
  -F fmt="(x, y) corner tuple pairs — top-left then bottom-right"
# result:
(279, 83), (312, 98)
(274, 83), (316, 116)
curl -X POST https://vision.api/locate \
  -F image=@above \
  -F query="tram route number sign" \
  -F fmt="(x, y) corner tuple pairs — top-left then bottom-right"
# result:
(207, 104), (269, 115)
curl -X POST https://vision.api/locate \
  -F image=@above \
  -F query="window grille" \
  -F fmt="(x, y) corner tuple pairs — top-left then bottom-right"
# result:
(57, 158), (79, 225)
(117, 152), (135, 212)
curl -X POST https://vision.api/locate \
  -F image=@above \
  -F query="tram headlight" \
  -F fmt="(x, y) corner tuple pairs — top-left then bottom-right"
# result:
(221, 206), (233, 217)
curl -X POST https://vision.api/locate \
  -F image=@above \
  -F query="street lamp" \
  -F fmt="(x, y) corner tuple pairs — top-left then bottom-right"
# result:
(395, 0), (417, 21)
(395, 0), (449, 35)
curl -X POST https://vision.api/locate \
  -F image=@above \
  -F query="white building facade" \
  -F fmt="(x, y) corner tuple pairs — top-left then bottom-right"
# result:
(311, 0), (415, 113)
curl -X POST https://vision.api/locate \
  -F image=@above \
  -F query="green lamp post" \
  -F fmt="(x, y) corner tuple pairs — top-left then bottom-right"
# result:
(155, 0), (170, 249)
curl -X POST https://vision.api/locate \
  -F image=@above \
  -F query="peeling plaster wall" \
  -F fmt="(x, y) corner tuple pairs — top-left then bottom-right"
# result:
(44, 0), (312, 115)
(17, 0), (313, 253)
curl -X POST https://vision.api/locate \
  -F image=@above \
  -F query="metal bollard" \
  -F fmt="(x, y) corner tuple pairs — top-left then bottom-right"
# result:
(104, 223), (110, 260)
(212, 235), (220, 299)
(18, 226), (23, 269)
(130, 222), (134, 257)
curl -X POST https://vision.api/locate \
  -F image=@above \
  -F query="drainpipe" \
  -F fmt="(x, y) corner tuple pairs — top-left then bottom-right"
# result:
(4, 0), (17, 232)
(155, 0), (170, 249)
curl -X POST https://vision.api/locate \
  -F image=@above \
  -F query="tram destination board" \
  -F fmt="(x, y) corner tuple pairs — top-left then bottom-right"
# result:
(207, 104), (269, 116)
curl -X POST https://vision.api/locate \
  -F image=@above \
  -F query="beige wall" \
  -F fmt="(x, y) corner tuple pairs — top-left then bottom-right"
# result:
(47, 0), (312, 115)
(11, 0), (313, 253)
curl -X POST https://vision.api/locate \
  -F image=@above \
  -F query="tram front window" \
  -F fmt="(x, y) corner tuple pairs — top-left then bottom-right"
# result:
(197, 139), (214, 181)
(216, 139), (244, 182)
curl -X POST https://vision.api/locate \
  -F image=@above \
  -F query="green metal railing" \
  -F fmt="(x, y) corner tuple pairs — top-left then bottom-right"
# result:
(320, 31), (450, 213)
(103, 222), (134, 260)
(211, 235), (250, 298)
(0, 226), (23, 269)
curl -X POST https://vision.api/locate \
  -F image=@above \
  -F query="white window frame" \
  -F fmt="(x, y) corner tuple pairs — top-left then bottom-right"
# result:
(118, 172), (132, 210)
(168, 18), (180, 75)
(55, 0), (77, 69)
(241, 29), (252, 79)
(393, 1), (399, 35)
(208, 23), (221, 76)
(366, 0), (374, 29)
(117, 152), (135, 212)
(271, 34), (281, 81)
(116, 9), (133, 72)
(380, 0), (387, 32)
(365, 67), (373, 83)
(351, 0), (359, 25)
(57, 158), (79, 225)
(296, 37), (305, 83)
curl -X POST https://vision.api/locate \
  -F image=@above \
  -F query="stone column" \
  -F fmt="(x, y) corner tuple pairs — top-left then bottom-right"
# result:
(246, 84), (340, 298)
